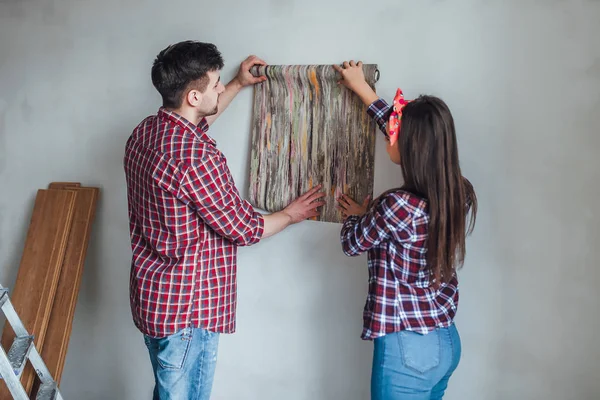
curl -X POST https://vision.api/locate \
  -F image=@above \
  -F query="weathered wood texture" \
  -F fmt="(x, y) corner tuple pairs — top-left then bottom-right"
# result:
(249, 64), (378, 223)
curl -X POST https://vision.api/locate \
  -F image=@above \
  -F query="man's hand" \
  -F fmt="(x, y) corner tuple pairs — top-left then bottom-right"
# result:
(337, 194), (371, 219)
(205, 55), (268, 126)
(232, 55), (267, 88)
(262, 185), (326, 238)
(283, 185), (326, 224)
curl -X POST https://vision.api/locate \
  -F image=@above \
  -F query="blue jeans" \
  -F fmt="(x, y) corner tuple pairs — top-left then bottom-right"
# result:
(371, 324), (461, 400)
(144, 327), (220, 400)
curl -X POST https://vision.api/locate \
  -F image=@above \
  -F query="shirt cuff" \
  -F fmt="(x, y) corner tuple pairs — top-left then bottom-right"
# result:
(367, 98), (391, 119)
(254, 213), (265, 241)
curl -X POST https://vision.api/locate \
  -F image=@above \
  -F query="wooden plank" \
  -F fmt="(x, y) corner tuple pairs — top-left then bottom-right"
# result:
(48, 182), (81, 190)
(30, 186), (98, 396)
(0, 189), (75, 398)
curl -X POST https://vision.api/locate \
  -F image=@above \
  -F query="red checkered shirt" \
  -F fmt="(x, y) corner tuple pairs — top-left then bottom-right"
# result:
(340, 99), (459, 340)
(124, 108), (264, 338)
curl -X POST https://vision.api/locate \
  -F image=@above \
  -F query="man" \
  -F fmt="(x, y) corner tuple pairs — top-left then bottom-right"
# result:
(123, 41), (325, 399)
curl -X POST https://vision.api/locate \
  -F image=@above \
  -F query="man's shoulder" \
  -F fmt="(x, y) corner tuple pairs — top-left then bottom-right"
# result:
(127, 114), (159, 146)
(125, 113), (225, 174)
(130, 114), (210, 150)
(177, 133), (220, 166)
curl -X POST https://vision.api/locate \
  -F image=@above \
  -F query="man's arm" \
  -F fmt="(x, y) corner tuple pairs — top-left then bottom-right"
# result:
(181, 154), (326, 245)
(181, 154), (264, 246)
(205, 55), (267, 126)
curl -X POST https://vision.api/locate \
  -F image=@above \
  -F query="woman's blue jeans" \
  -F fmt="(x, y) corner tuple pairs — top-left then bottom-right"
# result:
(371, 324), (461, 400)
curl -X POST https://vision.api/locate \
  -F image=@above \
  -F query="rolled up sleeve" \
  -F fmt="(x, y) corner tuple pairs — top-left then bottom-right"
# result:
(181, 154), (264, 246)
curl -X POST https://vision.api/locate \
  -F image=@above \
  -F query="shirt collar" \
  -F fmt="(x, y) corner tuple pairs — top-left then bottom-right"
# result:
(158, 108), (216, 146)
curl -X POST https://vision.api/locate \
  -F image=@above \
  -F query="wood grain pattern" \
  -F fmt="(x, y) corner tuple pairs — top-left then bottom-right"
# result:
(248, 64), (378, 223)
(48, 182), (81, 189)
(0, 189), (75, 398)
(30, 184), (98, 396)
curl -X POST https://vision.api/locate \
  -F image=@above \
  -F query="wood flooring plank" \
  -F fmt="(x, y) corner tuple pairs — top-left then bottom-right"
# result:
(33, 186), (99, 393)
(0, 189), (76, 398)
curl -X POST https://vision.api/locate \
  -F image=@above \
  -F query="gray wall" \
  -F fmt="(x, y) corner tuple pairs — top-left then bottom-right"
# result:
(1, 0), (599, 399)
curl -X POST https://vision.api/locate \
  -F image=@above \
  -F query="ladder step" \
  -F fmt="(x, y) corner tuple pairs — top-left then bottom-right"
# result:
(0, 289), (8, 307)
(36, 382), (58, 400)
(7, 335), (34, 376)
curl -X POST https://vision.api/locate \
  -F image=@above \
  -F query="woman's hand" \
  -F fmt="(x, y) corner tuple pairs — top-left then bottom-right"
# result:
(333, 60), (379, 106)
(337, 194), (371, 219)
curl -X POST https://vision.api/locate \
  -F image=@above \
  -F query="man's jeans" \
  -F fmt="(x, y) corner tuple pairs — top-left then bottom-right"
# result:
(144, 327), (220, 400)
(371, 324), (461, 400)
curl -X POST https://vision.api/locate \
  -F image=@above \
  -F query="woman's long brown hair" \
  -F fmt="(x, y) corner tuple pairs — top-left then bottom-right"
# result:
(387, 95), (477, 288)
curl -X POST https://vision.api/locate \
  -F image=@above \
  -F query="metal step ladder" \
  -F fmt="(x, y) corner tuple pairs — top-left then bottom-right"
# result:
(0, 285), (63, 400)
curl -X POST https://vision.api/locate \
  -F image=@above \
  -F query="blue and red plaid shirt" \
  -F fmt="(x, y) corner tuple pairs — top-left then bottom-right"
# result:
(340, 99), (459, 340)
(124, 108), (264, 338)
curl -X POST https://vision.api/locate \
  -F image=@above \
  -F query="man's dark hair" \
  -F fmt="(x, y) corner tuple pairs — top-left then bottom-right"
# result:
(151, 41), (224, 109)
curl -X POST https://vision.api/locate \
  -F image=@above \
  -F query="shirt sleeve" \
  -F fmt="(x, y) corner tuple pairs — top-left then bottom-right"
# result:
(367, 98), (392, 137)
(180, 153), (264, 246)
(340, 193), (414, 256)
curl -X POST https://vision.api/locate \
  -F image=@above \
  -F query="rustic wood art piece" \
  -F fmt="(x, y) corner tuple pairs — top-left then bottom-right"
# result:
(248, 64), (379, 223)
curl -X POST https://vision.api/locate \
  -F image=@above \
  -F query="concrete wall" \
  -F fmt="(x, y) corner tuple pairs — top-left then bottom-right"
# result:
(0, 0), (598, 398)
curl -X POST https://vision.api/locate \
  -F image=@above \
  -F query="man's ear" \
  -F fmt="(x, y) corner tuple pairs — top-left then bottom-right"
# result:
(185, 89), (203, 107)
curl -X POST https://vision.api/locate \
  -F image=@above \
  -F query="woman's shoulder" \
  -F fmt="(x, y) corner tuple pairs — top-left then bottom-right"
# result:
(380, 189), (426, 205)
(378, 189), (428, 217)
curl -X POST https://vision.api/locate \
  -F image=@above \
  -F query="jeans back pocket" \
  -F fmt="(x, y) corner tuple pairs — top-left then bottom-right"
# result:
(151, 327), (193, 370)
(398, 329), (441, 374)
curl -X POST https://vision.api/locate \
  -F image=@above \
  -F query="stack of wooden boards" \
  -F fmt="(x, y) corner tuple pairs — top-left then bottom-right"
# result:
(0, 182), (99, 399)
